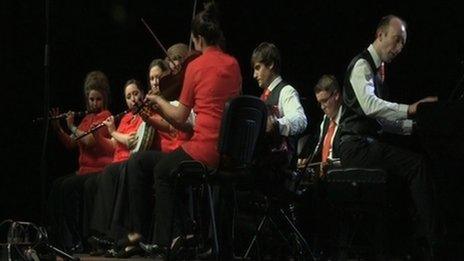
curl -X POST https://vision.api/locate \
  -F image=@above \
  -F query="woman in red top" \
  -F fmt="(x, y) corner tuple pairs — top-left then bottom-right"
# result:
(140, 2), (242, 257)
(81, 79), (144, 251)
(47, 71), (113, 252)
(105, 57), (196, 258)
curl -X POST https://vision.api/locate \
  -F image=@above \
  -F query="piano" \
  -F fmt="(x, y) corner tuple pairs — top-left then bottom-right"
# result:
(415, 100), (464, 243)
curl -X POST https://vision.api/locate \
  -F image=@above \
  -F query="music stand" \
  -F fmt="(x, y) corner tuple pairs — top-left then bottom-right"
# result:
(1, 220), (79, 261)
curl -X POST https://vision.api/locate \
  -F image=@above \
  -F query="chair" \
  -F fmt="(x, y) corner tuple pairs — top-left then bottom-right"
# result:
(172, 95), (267, 259)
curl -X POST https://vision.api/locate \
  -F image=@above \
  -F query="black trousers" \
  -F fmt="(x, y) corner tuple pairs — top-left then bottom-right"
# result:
(125, 150), (162, 236)
(339, 137), (435, 242)
(87, 161), (127, 240)
(152, 148), (193, 246)
(47, 172), (99, 250)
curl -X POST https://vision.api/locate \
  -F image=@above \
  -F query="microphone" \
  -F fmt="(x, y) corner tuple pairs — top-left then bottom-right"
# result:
(33, 111), (86, 123)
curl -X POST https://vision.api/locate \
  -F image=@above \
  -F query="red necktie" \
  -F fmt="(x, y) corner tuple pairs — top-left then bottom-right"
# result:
(378, 62), (385, 83)
(322, 120), (336, 162)
(260, 88), (270, 101)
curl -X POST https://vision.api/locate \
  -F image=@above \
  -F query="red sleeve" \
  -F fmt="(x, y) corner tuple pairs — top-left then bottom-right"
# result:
(179, 63), (196, 108)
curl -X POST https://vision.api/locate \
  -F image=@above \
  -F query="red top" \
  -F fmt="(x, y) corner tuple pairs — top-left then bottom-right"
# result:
(159, 101), (194, 153)
(77, 110), (113, 175)
(179, 47), (242, 167)
(112, 112), (143, 163)
(159, 126), (193, 154)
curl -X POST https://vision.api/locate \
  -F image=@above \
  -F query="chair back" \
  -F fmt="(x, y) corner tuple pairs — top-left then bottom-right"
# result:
(218, 95), (267, 170)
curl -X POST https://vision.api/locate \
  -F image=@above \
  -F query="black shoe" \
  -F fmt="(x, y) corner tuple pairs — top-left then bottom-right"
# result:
(87, 236), (115, 255)
(170, 236), (186, 257)
(114, 245), (144, 258)
(139, 242), (166, 256)
(89, 248), (106, 256)
(69, 242), (84, 254)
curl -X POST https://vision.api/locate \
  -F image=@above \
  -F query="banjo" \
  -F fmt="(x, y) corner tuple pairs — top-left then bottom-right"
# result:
(131, 121), (156, 153)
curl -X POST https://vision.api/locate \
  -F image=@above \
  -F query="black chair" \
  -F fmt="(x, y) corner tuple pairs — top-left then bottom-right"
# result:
(172, 95), (267, 259)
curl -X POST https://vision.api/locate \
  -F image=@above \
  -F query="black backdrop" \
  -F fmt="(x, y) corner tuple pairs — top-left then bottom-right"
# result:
(2, 0), (464, 232)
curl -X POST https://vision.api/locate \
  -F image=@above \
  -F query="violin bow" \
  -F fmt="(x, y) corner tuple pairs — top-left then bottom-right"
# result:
(188, 0), (198, 51)
(140, 18), (179, 71)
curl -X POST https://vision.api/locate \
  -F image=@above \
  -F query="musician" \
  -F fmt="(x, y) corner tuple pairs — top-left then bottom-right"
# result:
(105, 57), (195, 257)
(251, 42), (307, 174)
(47, 70), (113, 252)
(338, 15), (439, 255)
(83, 79), (145, 255)
(139, 2), (242, 258)
(298, 74), (343, 177)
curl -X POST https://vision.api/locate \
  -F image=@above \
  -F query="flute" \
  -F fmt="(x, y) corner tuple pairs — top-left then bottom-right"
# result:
(73, 110), (128, 141)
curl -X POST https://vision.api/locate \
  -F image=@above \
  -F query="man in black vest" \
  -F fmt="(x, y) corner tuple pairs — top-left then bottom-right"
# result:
(251, 42), (307, 168)
(298, 74), (344, 177)
(338, 15), (439, 255)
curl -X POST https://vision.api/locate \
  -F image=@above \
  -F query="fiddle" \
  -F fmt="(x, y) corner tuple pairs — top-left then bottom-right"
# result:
(140, 18), (201, 107)
(158, 51), (201, 101)
(73, 110), (128, 141)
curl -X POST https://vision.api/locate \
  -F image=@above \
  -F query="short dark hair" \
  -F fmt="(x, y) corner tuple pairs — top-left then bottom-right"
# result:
(376, 15), (407, 37)
(191, 2), (225, 47)
(314, 74), (340, 94)
(123, 79), (144, 96)
(251, 42), (281, 74)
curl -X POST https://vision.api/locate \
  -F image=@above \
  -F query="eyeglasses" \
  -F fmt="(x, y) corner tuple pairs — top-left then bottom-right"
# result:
(317, 91), (335, 107)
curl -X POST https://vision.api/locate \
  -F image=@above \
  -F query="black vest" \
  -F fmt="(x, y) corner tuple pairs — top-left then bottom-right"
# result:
(265, 80), (288, 107)
(264, 79), (298, 165)
(339, 50), (386, 139)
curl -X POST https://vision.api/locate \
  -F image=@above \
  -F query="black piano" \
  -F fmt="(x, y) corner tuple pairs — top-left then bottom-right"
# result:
(415, 100), (464, 248)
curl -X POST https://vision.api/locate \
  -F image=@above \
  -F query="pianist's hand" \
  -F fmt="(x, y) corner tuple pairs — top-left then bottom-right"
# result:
(408, 96), (438, 116)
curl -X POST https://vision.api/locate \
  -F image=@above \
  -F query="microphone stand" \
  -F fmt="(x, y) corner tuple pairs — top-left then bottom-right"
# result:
(37, 1), (77, 259)
(40, 0), (51, 222)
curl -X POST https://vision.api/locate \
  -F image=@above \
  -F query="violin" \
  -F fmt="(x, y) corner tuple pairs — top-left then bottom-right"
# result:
(158, 50), (201, 101)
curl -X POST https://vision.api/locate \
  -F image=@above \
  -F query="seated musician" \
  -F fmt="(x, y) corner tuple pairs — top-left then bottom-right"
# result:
(298, 74), (343, 178)
(137, 3), (242, 259)
(83, 79), (145, 255)
(251, 42), (307, 174)
(47, 70), (113, 253)
(338, 15), (440, 256)
(102, 55), (195, 257)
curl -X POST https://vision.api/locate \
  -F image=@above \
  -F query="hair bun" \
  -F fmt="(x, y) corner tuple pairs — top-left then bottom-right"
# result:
(202, 2), (219, 24)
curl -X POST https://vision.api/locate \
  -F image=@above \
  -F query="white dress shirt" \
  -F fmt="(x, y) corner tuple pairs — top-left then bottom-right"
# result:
(267, 76), (307, 136)
(349, 44), (413, 135)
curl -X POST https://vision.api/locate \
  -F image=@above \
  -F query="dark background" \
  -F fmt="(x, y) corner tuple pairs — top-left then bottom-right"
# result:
(2, 0), (464, 239)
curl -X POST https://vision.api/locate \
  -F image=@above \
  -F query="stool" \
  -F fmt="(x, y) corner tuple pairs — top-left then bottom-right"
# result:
(326, 168), (389, 259)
